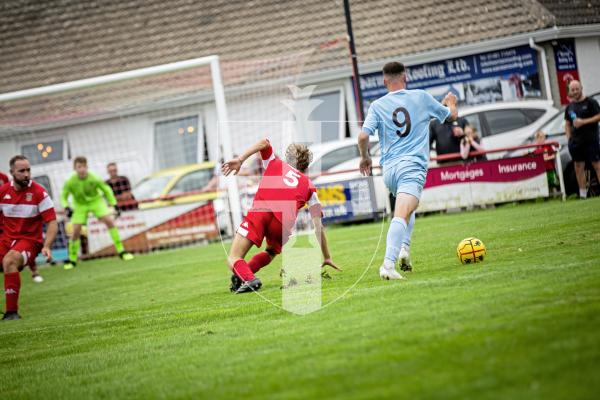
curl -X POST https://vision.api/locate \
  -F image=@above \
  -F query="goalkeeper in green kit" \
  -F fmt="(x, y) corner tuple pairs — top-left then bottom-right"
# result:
(61, 156), (133, 269)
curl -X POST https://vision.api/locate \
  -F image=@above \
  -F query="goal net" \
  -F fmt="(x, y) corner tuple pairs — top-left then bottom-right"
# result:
(0, 38), (349, 263)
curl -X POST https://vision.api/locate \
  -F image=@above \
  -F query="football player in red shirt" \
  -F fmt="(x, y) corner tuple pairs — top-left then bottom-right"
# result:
(0, 156), (58, 320)
(222, 139), (339, 294)
(1, 171), (46, 283)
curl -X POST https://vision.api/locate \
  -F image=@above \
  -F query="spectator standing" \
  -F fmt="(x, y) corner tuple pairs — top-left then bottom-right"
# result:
(106, 162), (138, 210)
(565, 80), (600, 199)
(460, 126), (487, 162)
(532, 130), (559, 192)
(430, 116), (469, 164)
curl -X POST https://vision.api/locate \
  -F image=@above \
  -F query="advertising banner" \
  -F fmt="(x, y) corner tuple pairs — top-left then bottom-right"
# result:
(294, 177), (377, 228)
(361, 45), (541, 110)
(316, 177), (377, 224)
(87, 201), (219, 256)
(552, 39), (579, 105)
(418, 155), (549, 212)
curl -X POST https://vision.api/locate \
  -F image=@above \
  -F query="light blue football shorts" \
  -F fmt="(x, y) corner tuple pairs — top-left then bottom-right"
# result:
(383, 160), (427, 200)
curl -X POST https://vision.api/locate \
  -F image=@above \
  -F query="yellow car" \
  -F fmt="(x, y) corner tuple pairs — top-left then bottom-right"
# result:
(132, 162), (218, 209)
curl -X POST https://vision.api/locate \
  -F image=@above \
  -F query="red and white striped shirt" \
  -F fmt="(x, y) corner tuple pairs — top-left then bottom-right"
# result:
(0, 180), (56, 243)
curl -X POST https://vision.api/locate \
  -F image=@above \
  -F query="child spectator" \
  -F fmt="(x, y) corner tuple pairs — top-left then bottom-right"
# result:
(460, 126), (486, 162)
(532, 130), (559, 191)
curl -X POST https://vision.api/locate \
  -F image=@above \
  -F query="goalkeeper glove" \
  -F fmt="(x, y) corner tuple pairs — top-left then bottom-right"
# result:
(65, 207), (73, 218)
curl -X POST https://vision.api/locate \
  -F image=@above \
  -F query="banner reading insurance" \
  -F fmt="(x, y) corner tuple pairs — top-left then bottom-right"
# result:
(419, 155), (548, 212)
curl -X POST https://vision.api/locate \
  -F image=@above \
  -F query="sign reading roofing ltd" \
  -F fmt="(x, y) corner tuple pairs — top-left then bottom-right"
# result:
(361, 45), (540, 108)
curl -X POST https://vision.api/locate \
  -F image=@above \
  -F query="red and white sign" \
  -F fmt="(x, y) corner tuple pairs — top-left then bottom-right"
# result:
(87, 201), (219, 256)
(419, 155), (548, 212)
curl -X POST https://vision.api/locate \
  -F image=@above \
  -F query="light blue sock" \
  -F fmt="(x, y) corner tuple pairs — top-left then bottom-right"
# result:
(402, 212), (415, 249)
(384, 217), (407, 265)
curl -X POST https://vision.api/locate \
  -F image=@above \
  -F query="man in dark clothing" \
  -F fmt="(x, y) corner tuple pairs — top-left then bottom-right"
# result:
(429, 117), (470, 164)
(564, 80), (600, 199)
(105, 162), (138, 211)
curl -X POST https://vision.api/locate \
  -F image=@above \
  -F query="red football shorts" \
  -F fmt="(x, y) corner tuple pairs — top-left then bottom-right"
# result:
(237, 211), (289, 255)
(0, 238), (43, 269)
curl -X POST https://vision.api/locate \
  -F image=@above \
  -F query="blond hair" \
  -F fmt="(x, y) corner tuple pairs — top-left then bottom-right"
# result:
(534, 130), (546, 141)
(285, 143), (312, 172)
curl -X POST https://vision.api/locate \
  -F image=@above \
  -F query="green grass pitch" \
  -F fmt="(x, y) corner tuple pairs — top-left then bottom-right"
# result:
(1, 198), (599, 399)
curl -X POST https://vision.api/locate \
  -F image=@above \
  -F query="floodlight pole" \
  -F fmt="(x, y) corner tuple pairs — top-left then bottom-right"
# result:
(344, 0), (365, 123)
(210, 57), (243, 228)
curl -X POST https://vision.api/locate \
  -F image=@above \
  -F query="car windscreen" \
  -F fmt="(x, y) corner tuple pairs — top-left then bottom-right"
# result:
(541, 110), (566, 137)
(169, 168), (213, 195)
(309, 145), (360, 175)
(132, 175), (174, 200)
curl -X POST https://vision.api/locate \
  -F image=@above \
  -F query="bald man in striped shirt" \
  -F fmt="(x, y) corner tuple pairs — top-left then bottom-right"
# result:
(0, 155), (58, 320)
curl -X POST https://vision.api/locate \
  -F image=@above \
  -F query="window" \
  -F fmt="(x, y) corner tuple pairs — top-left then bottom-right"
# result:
(169, 168), (214, 195)
(522, 108), (545, 123)
(483, 109), (530, 136)
(154, 116), (198, 169)
(308, 91), (343, 142)
(32, 175), (53, 199)
(310, 145), (359, 174)
(21, 139), (63, 165)
(541, 111), (566, 137)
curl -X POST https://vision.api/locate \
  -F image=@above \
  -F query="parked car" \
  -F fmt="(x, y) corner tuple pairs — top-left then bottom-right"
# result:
(310, 138), (388, 214)
(132, 162), (218, 209)
(458, 100), (559, 159)
(308, 137), (378, 176)
(509, 91), (600, 196)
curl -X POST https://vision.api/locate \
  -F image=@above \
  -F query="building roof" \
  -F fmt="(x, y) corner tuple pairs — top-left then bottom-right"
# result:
(1, 0), (598, 130)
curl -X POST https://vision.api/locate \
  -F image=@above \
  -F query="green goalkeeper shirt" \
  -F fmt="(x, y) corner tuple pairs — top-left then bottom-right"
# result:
(61, 171), (117, 208)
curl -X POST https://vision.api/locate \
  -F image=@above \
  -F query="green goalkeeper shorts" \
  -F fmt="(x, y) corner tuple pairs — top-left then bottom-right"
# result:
(71, 197), (112, 225)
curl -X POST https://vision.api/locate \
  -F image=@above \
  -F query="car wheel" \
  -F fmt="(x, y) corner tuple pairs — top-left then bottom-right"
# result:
(587, 164), (600, 197)
(563, 163), (578, 196)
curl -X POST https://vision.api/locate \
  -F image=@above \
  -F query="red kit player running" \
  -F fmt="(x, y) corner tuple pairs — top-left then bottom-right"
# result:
(222, 139), (339, 294)
(0, 156), (58, 320)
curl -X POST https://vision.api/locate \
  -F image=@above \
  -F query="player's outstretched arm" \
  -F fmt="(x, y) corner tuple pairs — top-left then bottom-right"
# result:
(312, 217), (341, 271)
(42, 220), (58, 262)
(222, 138), (270, 176)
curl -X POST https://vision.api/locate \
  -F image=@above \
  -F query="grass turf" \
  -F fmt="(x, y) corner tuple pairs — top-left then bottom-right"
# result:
(1, 198), (599, 399)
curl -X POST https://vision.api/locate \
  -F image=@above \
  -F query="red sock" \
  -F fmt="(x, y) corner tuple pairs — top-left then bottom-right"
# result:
(232, 260), (255, 281)
(248, 252), (273, 273)
(4, 272), (21, 313)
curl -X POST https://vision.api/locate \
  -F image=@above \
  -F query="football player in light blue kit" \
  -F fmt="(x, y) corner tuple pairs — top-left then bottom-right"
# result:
(358, 61), (457, 280)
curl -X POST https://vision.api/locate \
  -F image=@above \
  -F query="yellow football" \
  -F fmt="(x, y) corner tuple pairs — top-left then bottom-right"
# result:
(457, 237), (486, 265)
